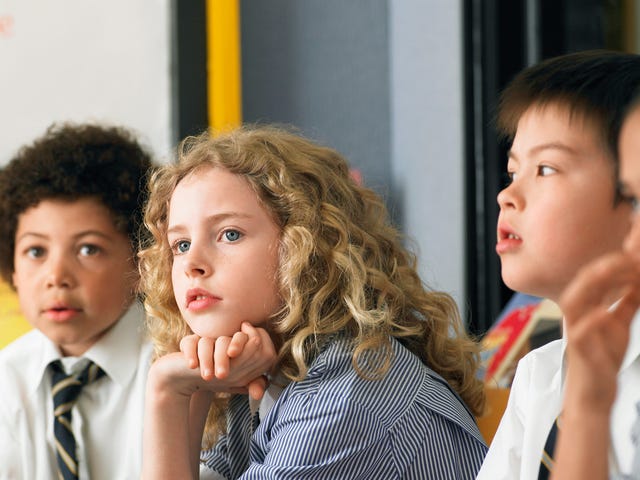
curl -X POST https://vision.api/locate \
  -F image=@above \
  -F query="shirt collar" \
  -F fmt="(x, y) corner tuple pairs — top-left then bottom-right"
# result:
(28, 301), (147, 392)
(29, 332), (65, 393)
(621, 310), (640, 371)
(83, 301), (148, 387)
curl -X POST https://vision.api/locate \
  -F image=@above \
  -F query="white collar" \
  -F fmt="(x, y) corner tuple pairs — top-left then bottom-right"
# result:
(28, 301), (147, 392)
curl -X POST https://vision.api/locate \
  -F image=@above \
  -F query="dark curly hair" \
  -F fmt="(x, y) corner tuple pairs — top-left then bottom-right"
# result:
(0, 122), (154, 283)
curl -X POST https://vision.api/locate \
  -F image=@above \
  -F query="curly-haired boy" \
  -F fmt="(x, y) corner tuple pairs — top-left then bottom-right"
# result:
(0, 123), (155, 479)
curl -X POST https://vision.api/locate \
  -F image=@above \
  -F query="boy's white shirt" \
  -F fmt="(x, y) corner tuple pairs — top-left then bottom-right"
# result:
(477, 311), (640, 479)
(0, 301), (153, 480)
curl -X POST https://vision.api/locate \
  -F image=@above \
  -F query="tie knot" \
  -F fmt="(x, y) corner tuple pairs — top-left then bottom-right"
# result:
(50, 360), (106, 414)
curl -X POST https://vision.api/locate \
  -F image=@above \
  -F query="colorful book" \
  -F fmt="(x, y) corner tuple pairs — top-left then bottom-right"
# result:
(481, 298), (562, 387)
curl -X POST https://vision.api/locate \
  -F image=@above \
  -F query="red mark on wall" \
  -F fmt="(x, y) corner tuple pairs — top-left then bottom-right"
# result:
(349, 169), (363, 185)
(0, 15), (14, 38)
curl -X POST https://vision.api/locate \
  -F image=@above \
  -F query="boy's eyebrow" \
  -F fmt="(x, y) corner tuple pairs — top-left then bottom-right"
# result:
(15, 230), (115, 243)
(508, 142), (579, 159)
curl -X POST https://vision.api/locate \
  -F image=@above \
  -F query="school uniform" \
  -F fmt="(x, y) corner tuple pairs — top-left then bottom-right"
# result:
(200, 335), (487, 479)
(477, 312), (640, 479)
(0, 301), (152, 480)
(614, 403), (640, 480)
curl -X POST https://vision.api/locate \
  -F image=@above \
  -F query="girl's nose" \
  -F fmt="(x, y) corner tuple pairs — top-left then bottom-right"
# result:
(183, 247), (212, 278)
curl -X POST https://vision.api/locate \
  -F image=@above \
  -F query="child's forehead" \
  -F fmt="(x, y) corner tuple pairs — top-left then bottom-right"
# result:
(514, 101), (610, 152)
(20, 196), (124, 233)
(523, 101), (599, 129)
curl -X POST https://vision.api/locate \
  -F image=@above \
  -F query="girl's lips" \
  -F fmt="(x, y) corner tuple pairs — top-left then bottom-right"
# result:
(186, 295), (220, 312)
(185, 288), (221, 312)
(44, 307), (80, 322)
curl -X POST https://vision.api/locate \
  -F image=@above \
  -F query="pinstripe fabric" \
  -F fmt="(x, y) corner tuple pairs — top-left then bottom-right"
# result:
(201, 336), (487, 479)
(200, 394), (260, 479)
(50, 360), (106, 480)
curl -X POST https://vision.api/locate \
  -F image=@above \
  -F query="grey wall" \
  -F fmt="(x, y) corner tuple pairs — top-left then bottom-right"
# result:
(241, 0), (466, 315)
(241, 0), (393, 206)
(389, 0), (465, 307)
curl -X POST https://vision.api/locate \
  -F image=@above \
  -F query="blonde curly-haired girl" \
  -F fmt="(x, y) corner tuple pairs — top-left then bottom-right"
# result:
(140, 125), (486, 479)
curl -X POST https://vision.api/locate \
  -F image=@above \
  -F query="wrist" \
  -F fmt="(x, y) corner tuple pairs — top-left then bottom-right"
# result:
(146, 360), (194, 402)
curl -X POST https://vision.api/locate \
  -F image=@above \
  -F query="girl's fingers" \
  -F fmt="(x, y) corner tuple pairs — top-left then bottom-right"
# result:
(227, 331), (249, 358)
(253, 325), (277, 373)
(197, 336), (215, 380)
(240, 321), (258, 337)
(247, 375), (269, 401)
(214, 336), (232, 379)
(179, 335), (200, 369)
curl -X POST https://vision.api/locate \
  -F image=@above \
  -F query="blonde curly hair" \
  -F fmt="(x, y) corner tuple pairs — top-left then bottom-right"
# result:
(139, 125), (484, 445)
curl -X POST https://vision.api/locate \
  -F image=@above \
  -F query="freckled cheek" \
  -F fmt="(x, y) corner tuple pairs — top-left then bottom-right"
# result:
(170, 269), (185, 308)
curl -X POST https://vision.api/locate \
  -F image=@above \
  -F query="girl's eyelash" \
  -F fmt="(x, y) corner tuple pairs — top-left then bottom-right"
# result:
(222, 229), (242, 242)
(170, 239), (190, 254)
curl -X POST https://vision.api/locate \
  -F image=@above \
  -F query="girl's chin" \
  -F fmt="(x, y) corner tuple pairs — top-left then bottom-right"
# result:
(190, 323), (241, 339)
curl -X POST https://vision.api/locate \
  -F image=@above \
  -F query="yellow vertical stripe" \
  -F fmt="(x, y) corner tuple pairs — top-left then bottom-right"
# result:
(206, 0), (242, 131)
(0, 280), (30, 349)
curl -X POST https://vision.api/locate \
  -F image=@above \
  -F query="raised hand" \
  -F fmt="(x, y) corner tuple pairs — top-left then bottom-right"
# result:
(559, 251), (640, 409)
(551, 252), (640, 480)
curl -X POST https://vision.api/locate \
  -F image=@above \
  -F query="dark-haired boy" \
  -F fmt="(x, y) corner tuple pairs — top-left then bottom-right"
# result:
(0, 123), (155, 479)
(477, 50), (640, 479)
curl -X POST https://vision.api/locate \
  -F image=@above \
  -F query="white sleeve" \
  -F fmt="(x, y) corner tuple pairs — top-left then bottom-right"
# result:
(0, 406), (22, 480)
(199, 463), (227, 480)
(476, 357), (532, 480)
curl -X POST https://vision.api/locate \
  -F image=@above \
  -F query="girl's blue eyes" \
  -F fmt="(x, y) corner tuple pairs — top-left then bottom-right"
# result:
(224, 230), (241, 242)
(175, 240), (190, 254)
(171, 230), (243, 254)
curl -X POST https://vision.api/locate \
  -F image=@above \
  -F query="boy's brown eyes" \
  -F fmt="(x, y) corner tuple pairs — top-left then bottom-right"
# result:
(79, 244), (101, 256)
(26, 246), (45, 258)
(537, 165), (557, 176)
(620, 193), (638, 210)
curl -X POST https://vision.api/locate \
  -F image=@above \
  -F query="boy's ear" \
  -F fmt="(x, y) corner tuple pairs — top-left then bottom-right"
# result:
(11, 271), (17, 291)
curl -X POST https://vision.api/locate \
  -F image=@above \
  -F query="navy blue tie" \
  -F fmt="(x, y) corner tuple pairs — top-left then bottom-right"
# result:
(50, 360), (106, 480)
(539, 417), (559, 479)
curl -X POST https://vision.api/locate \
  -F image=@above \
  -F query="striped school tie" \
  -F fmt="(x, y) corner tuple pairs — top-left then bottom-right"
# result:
(50, 360), (106, 480)
(538, 417), (559, 479)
